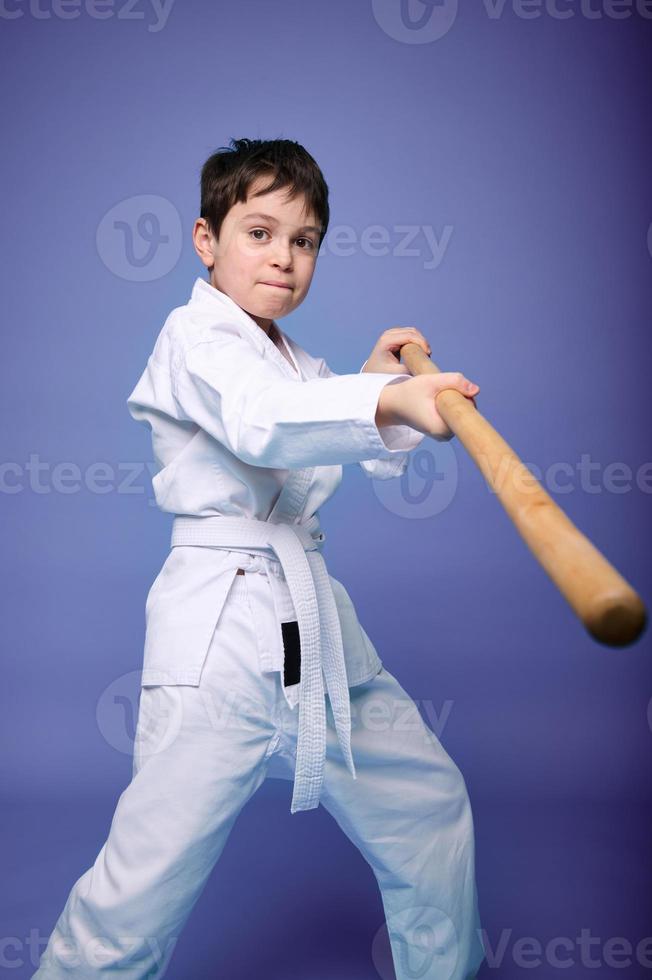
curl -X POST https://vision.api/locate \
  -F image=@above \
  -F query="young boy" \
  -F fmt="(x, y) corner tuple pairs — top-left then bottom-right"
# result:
(34, 138), (486, 979)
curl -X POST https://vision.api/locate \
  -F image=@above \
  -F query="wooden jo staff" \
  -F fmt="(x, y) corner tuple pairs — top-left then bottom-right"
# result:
(399, 342), (647, 648)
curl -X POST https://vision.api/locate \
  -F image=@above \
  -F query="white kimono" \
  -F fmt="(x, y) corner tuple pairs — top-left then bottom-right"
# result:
(33, 277), (485, 980)
(125, 276), (426, 813)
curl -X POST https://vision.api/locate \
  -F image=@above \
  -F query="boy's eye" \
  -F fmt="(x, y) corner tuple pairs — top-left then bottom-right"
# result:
(248, 228), (315, 250)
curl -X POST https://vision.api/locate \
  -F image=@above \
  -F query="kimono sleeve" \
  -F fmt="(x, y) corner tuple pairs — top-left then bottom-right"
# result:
(170, 334), (419, 470)
(313, 356), (426, 480)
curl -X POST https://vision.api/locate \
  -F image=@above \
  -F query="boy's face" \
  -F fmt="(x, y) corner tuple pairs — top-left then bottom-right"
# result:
(193, 177), (322, 333)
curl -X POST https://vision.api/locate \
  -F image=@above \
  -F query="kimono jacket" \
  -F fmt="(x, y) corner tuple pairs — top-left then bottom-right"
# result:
(126, 277), (426, 699)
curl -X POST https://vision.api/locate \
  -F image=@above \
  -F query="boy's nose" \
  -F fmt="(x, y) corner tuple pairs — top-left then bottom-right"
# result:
(271, 244), (293, 265)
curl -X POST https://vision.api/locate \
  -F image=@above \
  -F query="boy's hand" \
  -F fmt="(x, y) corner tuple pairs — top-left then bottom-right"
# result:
(376, 372), (480, 440)
(362, 327), (431, 375)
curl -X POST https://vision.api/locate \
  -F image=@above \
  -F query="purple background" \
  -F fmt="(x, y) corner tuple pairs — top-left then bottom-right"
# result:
(1, 1), (651, 977)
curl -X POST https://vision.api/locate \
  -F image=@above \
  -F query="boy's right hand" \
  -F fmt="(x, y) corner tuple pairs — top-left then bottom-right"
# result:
(375, 372), (480, 441)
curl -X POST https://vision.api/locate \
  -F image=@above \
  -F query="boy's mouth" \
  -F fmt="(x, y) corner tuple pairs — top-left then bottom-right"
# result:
(259, 281), (293, 290)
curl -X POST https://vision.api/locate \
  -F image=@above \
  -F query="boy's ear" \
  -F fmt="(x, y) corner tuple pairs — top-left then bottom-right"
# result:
(193, 218), (214, 269)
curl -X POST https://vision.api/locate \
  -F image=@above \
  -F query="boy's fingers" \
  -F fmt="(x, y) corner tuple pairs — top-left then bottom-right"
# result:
(431, 374), (480, 395)
(386, 327), (430, 345)
(384, 330), (431, 354)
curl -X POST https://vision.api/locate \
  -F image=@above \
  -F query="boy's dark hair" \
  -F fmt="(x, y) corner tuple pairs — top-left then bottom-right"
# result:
(200, 138), (330, 250)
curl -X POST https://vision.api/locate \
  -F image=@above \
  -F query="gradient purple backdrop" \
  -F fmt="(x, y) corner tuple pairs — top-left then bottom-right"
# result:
(1, 1), (651, 977)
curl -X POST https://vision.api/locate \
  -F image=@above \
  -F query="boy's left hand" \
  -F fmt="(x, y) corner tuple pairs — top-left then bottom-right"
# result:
(361, 327), (431, 375)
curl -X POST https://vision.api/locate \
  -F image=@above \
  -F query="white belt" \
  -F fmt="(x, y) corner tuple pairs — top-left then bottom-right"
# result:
(170, 513), (356, 814)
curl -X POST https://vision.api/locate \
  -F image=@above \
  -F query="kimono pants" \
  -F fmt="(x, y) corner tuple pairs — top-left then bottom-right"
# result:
(33, 571), (485, 980)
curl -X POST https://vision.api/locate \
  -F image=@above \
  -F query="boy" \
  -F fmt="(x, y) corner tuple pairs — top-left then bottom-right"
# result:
(34, 138), (485, 979)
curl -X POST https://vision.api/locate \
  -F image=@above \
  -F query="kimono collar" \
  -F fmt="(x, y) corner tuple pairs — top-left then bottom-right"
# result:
(189, 276), (300, 377)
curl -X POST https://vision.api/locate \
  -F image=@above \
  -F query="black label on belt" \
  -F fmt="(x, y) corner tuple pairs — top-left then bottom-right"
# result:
(281, 620), (301, 687)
